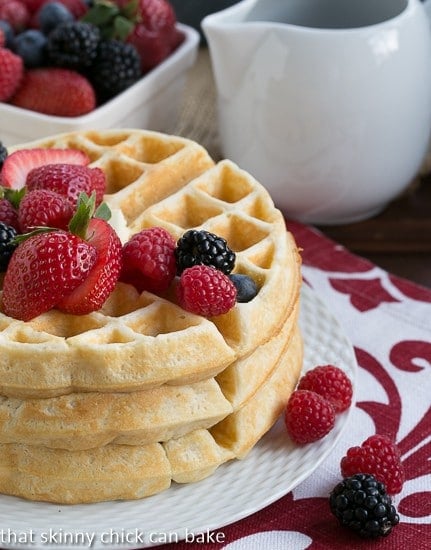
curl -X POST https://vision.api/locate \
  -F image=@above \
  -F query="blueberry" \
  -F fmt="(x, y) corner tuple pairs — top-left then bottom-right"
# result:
(13, 30), (47, 68)
(0, 20), (14, 48)
(229, 273), (258, 302)
(38, 2), (74, 35)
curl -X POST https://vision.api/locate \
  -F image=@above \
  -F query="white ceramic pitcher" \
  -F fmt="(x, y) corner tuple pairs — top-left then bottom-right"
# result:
(203, 0), (431, 224)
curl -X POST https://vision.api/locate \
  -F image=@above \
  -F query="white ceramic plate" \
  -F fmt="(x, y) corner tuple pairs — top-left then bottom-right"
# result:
(0, 284), (357, 550)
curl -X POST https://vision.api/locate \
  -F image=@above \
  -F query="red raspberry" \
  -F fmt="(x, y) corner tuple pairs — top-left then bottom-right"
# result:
(120, 227), (176, 293)
(0, 0), (30, 31)
(0, 199), (19, 231)
(297, 364), (353, 413)
(284, 389), (335, 444)
(176, 264), (237, 317)
(26, 163), (106, 207)
(341, 434), (405, 495)
(0, 47), (24, 102)
(18, 189), (73, 232)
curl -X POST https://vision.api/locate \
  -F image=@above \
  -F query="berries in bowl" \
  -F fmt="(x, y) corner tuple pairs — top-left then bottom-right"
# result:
(0, 0), (199, 146)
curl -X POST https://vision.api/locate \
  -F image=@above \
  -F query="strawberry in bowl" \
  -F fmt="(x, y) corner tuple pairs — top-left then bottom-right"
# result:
(0, 0), (199, 146)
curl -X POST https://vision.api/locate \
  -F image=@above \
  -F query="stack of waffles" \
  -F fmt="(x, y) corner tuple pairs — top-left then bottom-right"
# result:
(0, 129), (302, 504)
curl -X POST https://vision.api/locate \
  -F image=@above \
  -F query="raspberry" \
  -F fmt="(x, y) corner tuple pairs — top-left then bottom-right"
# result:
(297, 364), (353, 413)
(0, 199), (19, 232)
(176, 264), (237, 317)
(18, 189), (73, 232)
(284, 389), (335, 444)
(340, 434), (405, 495)
(120, 227), (176, 293)
(329, 473), (399, 538)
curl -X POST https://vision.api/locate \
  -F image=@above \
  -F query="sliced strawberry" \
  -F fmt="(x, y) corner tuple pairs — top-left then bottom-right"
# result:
(26, 163), (106, 207)
(0, 148), (90, 190)
(1, 230), (98, 321)
(57, 217), (122, 315)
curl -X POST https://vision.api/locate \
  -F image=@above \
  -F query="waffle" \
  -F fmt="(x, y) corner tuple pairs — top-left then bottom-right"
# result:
(0, 128), (303, 503)
(0, 325), (302, 504)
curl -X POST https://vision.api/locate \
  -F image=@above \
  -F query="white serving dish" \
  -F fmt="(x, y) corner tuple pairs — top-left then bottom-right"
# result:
(0, 23), (200, 147)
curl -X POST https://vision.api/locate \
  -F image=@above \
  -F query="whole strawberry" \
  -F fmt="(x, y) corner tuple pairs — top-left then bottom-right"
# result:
(340, 434), (405, 494)
(176, 264), (237, 317)
(2, 230), (98, 321)
(0, 46), (24, 102)
(18, 188), (73, 232)
(284, 389), (335, 444)
(26, 163), (106, 207)
(297, 364), (353, 413)
(125, 0), (180, 72)
(10, 68), (96, 117)
(120, 226), (176, 293)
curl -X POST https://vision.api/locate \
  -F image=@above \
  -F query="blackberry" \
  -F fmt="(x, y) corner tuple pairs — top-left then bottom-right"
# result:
(46, 22), (100, 70)
(0, 222), (18, 271)
(0, 141), (8, 170)
(90, 40), (141, 102)
(229, 273), (258, 302)
(329, 474), (399, 538)
(175, 230), (236, 275)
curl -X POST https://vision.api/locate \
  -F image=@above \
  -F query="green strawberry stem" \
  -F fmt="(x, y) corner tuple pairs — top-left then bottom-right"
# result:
(0, 186), (26, 208)
(69, 192), (111, 238)
(81, 0), (137, 41)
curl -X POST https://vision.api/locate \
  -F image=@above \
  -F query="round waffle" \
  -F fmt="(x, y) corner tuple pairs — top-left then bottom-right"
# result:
(0, 129), (303, 503)
(1, 129), (301, 398)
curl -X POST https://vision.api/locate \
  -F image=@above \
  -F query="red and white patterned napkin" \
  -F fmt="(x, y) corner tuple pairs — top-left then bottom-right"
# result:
(158, 220), (431, 550)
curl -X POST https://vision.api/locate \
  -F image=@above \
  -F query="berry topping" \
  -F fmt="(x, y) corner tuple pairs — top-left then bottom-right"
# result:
(2, 230), (98, 321)
(229, 273), (258, 303)
(18, 188), (73, 232)
(0, 221), (18, 271)
(10, 67), (97, 117)
(284, 389), (335, 444)
(26, 163), (106, 207)
(297, 364), (353, 413)
(0, 148), (90, 189)
(340, 434), (405, 495)
(57, 216), (122, 315)
(175, 229), (236, 275)
(176, 264), (237, 317)
(329, 473), (399, 538)
(120, 226), (176, 293)
(0, 196), (19, 231)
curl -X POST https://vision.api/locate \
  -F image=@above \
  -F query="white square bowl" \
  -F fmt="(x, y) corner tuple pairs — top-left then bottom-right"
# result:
(0, 23), (200, 147)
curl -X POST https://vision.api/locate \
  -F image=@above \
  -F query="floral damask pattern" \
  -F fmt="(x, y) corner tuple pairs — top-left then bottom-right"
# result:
(157, 222), (431, 550)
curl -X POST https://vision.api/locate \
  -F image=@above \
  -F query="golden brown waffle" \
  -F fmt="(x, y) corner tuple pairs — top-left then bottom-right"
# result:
(1, 129), (301, 398)
(0, 129), (303, 503)
(0, 303), (299, 451)
(0, 325), (302, 504)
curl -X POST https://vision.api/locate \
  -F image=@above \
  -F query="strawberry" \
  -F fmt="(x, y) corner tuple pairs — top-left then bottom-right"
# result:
(125, 0), (178, 72)
(0, 0), (30, 31)
(0, 148), (90, 189)
(57, 217), (122, 314)
(1, 230), (98, 321)
(10, 68), (96, 117)
(0, 47), (24, 102)
(18, 188), (73, 232)
(26, 163), (106, 207)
